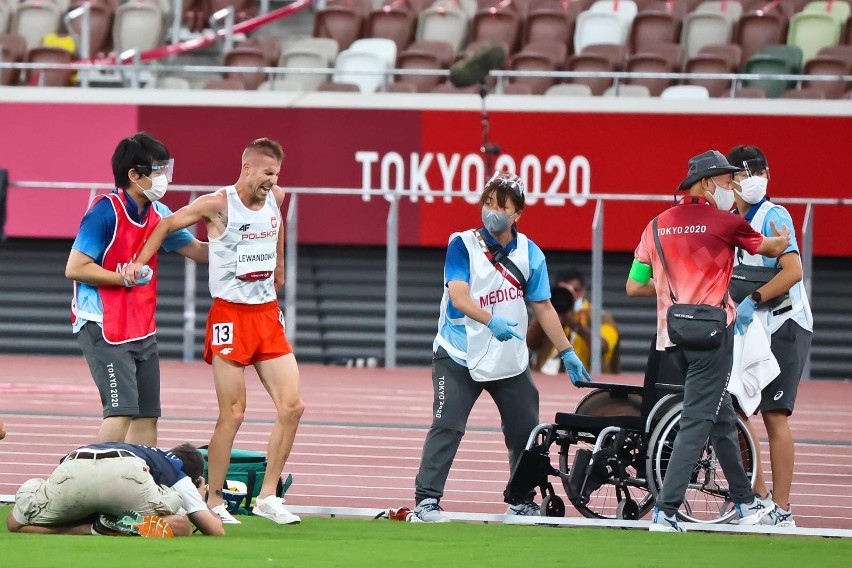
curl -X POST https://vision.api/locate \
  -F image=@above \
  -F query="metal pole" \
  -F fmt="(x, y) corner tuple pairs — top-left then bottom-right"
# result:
(181, 190), (198, 361)
(384, 195), (399, 368)
(80, 4), (91, 88)
(590, 200), (603, 375)
(171, 0), (183, 47)
(285, 193), (298, 349)
(801, 203), (813, 380)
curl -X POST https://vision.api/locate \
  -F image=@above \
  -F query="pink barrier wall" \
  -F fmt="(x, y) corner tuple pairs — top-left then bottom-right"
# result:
(4, 101), (849, 255)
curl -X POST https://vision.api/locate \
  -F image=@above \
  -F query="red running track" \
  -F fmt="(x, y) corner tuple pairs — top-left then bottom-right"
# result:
(0, 355), (850, 528)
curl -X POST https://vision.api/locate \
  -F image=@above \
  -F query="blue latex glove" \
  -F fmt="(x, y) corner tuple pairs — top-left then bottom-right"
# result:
(486, 315), (523, 341)
(124, 265), (153, 287)
(561, 348), (592, 385)
(735, 297), (756, 335)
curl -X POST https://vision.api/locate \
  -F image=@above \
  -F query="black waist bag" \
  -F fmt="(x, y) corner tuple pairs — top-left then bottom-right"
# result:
(729, 264), (786, 310)
(666, 304), (727, 350)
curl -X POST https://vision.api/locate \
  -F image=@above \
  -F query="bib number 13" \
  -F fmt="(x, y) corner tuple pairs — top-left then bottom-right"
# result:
(212, 323), (234, 345)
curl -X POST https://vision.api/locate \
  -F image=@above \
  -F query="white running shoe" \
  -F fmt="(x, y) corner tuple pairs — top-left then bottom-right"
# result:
(211, 504), (241, 525)
(648, 507), (686, 532)
(736, 496), (774, 525)
(252, 495), (301, 524)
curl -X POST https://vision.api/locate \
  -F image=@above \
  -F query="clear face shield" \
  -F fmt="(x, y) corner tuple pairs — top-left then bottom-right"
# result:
(137, 158), (175, 182)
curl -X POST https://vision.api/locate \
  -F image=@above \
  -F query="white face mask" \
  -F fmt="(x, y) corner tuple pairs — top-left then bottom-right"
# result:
(573, 297), (584, 312)
(712, 182), (735, 211)
(735, 176), (768, 204)
(141, 175), (169, 202)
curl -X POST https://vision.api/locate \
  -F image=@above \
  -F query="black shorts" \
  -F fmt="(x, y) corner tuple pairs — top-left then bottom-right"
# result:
(76, 322), (161, 419)
(759, 319), (812, 415)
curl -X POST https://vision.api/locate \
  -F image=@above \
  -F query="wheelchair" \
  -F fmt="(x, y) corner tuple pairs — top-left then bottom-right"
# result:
(505, 374), (757, 524)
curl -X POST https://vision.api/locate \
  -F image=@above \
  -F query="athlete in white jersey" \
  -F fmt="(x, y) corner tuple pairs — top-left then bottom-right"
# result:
(125, 138), (303, 527)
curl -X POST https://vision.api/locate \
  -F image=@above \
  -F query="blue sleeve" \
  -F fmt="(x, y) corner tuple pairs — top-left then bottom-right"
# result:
(71, 199), (114, 263)
(154, 202), (194, 253)
(762, 206), (798, 259)
(526, 240), (550, 302)
(444, 236), (469, 283)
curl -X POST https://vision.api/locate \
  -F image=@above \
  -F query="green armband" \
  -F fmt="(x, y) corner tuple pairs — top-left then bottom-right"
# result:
(629, 259), (652, 285)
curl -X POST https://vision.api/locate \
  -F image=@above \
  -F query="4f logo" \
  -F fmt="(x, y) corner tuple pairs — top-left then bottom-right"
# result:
(238, 223), (250, 232)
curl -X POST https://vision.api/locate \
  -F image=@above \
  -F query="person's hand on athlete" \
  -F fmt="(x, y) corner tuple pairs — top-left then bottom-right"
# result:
(487, 315), (523, 341)
(735, 297), (757, 335)
(560, 348), (592, 386)
(121, 263), (153, 287)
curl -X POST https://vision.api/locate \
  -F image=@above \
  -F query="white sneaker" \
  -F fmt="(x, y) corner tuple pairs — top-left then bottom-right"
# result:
(413, 498), (451, 523)
(649, 507), (686, 532)
(252, 495), (301, 524)
(506, 502), (541, 516)
(211, 504), (241, 525)
(735, 495), (774, 525)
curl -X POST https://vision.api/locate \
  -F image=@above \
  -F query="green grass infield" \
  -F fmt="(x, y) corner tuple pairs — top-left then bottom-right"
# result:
(1, 506), (850, 567)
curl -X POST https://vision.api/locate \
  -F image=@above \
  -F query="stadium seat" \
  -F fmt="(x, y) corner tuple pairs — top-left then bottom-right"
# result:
(470, 7), (521, 55)
(0, 2), (11, 35)
(11, 0), (61, 51)
(743, 44), (803, 97)
(500, 82), (534, 94)
(112, 2), (163, 54)
(522, 5), (579, 55)
(182, 0), (211, 33)
(699, 42), (742, 68)
(803, 0), (851, 25)
(574, 12), (625, 53)
(680, 12), (732, 59)
(318, 80), (362, 91)
(333, 48), (390, 92)
(26, 45), (73, 86)
(736, 10), (788, 63)
(589, 0), (638, 20)
(210, 0), (258, 24)
(802, 51), (851, 98)
(435, 0), (477, 19)
(224, 46), (268, 90)
(660, 84), (710, 98)
(629, 11), (680, 54)
(684, 45), (740, 96)
(565, 52), (616, 94)
(386, 80), (417, 92)
(603, 83), (651, 96)
(203, 77), (246, 89)
(145, 75), (191, 89)
(366, 5), (416, 53)
(640, 0), (687, 20)
(430, 80), (478, 92)
(694, 0), (743, 24)
(65, 2), (113, 56)
(625, 42), (684, 95)
(780, 86), (827, 97)
(787, 12), (843, 62)
(257, 77), (313, 91)
(507, 40), (567, 94)
(544, 82), (593, 95)
(240, 36), (283, 67)
(0, 32), (27, 85)
(313, 4), (364, 51)
(415, 6), (468, 52)
(279, 37), (339, 90)
(395, 40), (453, 92)
(583, 42), (627, 68)
(348, 37), (397, 68)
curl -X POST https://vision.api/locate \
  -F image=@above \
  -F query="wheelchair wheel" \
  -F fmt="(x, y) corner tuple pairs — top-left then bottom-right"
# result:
(559, 389), (654, 520)
(541, 494), (566, 517)
(645, 403), (757, 524)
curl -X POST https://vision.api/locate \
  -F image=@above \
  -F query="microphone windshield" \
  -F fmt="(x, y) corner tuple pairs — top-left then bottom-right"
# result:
(448, 44), (507, 88)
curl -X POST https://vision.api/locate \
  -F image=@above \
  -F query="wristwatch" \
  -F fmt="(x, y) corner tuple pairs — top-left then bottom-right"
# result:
(750, 291), (762, 305)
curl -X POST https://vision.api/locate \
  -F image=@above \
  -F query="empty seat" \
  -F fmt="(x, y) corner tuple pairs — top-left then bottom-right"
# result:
(182, 0), (211, 33)
(787, 12), (842, 62)
(348, 37), (397, 67)
(743, 44), (803, 97)
(313, 4), (364, 51)
(660, 84), (710, 98)
(781, 86), (827, 97)
(699, 43), (742, 68)
(395, 40), (453, 91)
(386, 80), (417, 92)
(279, 37), (339, 90)
(500, 82), (534, 94)
(680, 12), (732, 59)
(523, 5), (578, 55)
(0, 2), (11, 35)
(733, 85), (768, 97)
(507, 40), (566, 94)
(803, 0), (851, 24)
(736, 10), (788, 63)
(430, 80), (478, 92)
(0, 32), (27, 85)
(603, 83), (651, 96)
(112, 2), (163, 54)
(583, 43), (627, 68)
(318, 79), (361, 91)
(434, 0), (477, 18)
(366, 5), (416, 52)
(641, 0), (688, 20)
(416, 6), (467, 52)
(240, 36), (283, 67)
(65, 2), (113, 56)
(333, 48), (390, 92)
(685, 49), (737, 96)
(694, 0), (743, 23)
(11, 0), (61, 51)
(145, 75), (191, 89)
(203, 77), (246, 89)
(26, 45), (73, 86)
(802, 52), (850, 98)
(625, 42), (683, 95)
(574, 12), (625, 53)
(544, 82), (593, 95)
(257, 77), (313, 91)
(224, 46), (268, 90)
(470, 7), (521, 54)
(210, 0), (257, 24)
(629, 11), (680, 54)
(566, 52), (615, 94)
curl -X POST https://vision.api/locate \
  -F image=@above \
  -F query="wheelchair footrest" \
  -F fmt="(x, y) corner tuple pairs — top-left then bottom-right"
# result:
(504, 448), (553, 505)
(568, 448), (592, 497)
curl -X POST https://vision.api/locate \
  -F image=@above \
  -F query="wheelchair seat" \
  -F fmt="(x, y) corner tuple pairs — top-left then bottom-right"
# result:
(554, 412), (645, 432)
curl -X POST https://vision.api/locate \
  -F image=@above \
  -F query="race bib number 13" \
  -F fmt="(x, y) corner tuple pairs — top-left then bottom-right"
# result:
(212, 323), (234, 345)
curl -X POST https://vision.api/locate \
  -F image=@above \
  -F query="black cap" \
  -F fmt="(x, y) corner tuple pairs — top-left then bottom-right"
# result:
(677, 150), (743, 190)
(727, 145), (768, 175)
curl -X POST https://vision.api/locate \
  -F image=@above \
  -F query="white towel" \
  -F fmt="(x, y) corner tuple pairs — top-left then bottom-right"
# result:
(728, 314), (780, 416)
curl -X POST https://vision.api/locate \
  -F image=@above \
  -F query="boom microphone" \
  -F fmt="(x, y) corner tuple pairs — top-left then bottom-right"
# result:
(448, 44), (507, 88)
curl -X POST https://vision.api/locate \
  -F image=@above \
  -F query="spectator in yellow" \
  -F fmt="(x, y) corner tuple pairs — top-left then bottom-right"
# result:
(528, 269), (620, 374)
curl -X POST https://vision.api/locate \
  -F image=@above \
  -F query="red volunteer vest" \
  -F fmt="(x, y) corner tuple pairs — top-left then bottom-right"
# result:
(73, 191), (161, 344)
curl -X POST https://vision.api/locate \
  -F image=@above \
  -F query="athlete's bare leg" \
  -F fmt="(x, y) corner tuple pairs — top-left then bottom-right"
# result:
(95, 416), (132, 443)
(206, 356), (247, 509)
(126, 417), (158, 446)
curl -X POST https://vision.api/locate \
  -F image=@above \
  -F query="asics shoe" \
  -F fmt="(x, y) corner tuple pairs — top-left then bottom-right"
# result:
(413, 498), (450, 523)
(649, 507), (686, 533)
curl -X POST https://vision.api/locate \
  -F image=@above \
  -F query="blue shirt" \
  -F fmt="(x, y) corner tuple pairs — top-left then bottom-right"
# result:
(69, 442), (187, 487)
(71, 190), (194, 332)
(743, 199), (798, 266)
(440, 228), (550, 364)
